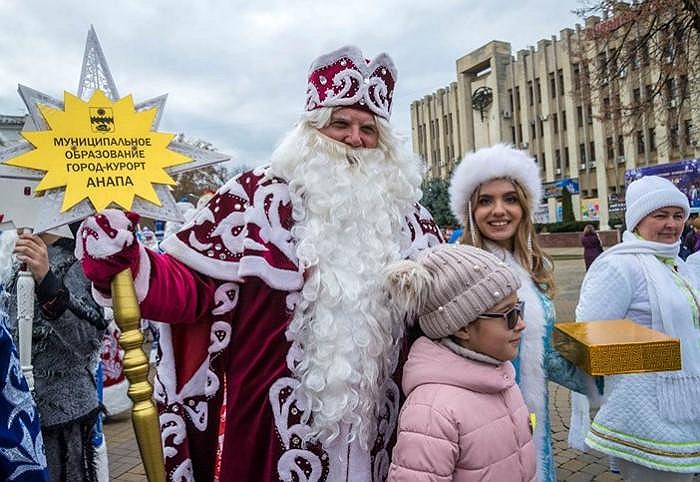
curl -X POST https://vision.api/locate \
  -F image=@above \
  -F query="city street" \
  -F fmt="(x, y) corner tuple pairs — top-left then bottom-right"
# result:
(103, 252), (696, 481)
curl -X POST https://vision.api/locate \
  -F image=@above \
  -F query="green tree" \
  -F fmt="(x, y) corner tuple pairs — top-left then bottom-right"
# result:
(561, 186), (576, 223)
(420, 177), (456, 228)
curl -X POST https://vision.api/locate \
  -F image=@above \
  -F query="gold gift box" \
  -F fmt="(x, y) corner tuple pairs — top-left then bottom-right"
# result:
(553, 319), (681, 376)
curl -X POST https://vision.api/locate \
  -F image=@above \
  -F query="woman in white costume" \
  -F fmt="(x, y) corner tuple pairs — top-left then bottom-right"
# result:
(449, 143), (591, 482)
(573, 175), (700, 481)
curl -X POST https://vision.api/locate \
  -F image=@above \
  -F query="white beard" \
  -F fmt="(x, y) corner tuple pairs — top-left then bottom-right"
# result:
(268, 122), (422, 448)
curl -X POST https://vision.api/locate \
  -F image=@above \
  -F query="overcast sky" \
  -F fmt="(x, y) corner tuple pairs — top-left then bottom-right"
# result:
(0, 1), (583, 169)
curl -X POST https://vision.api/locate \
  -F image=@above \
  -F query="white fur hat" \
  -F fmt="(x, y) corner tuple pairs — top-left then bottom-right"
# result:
(625, 175), (690, 231)
(449, 144), (542, 225)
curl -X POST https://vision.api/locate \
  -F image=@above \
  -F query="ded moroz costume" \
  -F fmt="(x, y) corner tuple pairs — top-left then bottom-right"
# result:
(76, 45), (442, 482)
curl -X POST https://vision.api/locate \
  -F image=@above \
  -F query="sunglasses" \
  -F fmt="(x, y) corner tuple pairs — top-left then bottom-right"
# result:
(477, 300), (525, 329)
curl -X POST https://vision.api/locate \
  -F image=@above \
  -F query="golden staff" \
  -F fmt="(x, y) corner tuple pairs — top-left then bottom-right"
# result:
(111, 268), (165, 482)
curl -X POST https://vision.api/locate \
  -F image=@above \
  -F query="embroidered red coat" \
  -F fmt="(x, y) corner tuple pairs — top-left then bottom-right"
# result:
(113, 167), (441, 482)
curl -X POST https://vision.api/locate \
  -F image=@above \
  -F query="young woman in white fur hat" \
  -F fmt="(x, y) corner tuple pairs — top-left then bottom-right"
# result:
(448, 143), (592, 482)
(572, 175), (700, 481)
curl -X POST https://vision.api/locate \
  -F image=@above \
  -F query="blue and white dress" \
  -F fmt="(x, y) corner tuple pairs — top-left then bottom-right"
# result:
(0, 289), (49, 481)
(488, 244), (589, 482)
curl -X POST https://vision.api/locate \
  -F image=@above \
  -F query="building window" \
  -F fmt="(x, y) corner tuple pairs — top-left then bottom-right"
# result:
(670, 124), (679, 148)
(617, 135), (624, 156)
(684, 120), (693, 146)
(586, 104), (593, 124)
(573, 63), (581, 91)
(561, 110), (567, 131)
(535, 78), (542, 103)
(528, 81), (534, 106)
(680, 75), (689, 99)
(549, 72), (556, 98)
(637, 130), (645, 154)
(530, 122), (536, 140)
(564, 146), (570, 169)
(555, 149), (561, 169)
(553, 113), (559, 134)
(648, 128), (656, 151)
(577, 106), (583, 127)
(607, 137), (614, 160)
(517, 123), (523, 142)
(630, 47), (640, 70)
(640, 40), (649, 66)
(633, 88), (641, 105)
(511, 126), (516, 143)
(557, 69), (564, 94)
(597, 52), (608, 79)
(589, 141), (596, 161)
(515, 86), (521, 110)
(603, 98), (610, 120)
(508, 89), (514, 112)
(580, 143), (587, 162)
(539, 119), (544, 137)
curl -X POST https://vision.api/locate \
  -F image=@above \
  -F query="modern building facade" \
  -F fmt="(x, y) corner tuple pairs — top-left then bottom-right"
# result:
(411, 17), (700, 228)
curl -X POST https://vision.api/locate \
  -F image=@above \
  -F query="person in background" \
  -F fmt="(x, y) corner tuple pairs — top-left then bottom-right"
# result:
(682, 216), (700, 258)
(572, 176), (700, 481)
(448, 143), (593, 481)
(0, 230), (49, 481)
(9, 226), (107, 482)
(386, 244), (535, 481)
(581, 224), (604, 271)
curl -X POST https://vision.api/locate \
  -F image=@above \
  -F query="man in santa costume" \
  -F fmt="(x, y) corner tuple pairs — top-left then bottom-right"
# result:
(76, 45), (442, 481)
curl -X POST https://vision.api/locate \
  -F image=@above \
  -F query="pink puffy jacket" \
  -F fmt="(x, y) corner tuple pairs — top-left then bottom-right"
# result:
(388, 337), (536, 482)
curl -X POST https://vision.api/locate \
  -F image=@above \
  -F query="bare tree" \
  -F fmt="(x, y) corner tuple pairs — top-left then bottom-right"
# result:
(573, 0), (699, 150)
(171, 134), (247, 203)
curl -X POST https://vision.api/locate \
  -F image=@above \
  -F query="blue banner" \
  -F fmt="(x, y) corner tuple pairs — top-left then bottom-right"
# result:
(625, 158), (700, 210)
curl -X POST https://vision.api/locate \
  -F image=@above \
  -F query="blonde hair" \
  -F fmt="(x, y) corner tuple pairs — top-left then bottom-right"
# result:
(459, 178), (555, 297)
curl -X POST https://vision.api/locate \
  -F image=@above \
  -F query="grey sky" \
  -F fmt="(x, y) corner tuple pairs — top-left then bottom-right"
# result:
(0, 1), (582, 168)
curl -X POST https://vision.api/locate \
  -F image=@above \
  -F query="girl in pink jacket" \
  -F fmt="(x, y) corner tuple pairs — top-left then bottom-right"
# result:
(385, 244), (537, 481)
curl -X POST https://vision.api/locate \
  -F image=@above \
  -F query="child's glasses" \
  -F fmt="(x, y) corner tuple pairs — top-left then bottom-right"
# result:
(477, 300), (525, 330)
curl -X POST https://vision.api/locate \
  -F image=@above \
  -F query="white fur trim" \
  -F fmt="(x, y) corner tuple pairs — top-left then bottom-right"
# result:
(133, 244), (151, 302)
(449, 143), (542, 225)
(486, 245), (548, 480)
(87, 244), (151, 306)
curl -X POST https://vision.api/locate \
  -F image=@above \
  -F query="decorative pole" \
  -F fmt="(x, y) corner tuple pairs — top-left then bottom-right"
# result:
(16, 232), (35, 391)
(111, 269), (165, 482)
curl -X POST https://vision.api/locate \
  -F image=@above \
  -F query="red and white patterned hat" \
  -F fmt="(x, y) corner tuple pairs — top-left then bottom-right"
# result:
(305, 45), (397, 120)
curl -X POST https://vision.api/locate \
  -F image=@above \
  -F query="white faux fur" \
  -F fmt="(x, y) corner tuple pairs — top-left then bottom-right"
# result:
(268, 109), (422, 448)
(449, 144), (542, 225)
(381, 259), (431, 326)
(484, 242), (548, 481)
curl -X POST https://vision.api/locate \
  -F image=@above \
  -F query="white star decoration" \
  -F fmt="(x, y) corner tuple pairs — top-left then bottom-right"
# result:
(0, 26), (231, 233)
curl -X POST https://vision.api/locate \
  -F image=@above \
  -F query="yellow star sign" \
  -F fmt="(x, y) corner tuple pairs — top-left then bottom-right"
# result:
(5, 90), (189, 212)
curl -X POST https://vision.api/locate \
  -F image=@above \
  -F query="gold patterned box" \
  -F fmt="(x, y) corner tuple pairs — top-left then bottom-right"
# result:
(553, 319), (681, 376)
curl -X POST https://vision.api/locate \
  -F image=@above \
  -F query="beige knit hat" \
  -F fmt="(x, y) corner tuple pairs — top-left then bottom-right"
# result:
(383, 244), (521, 339)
